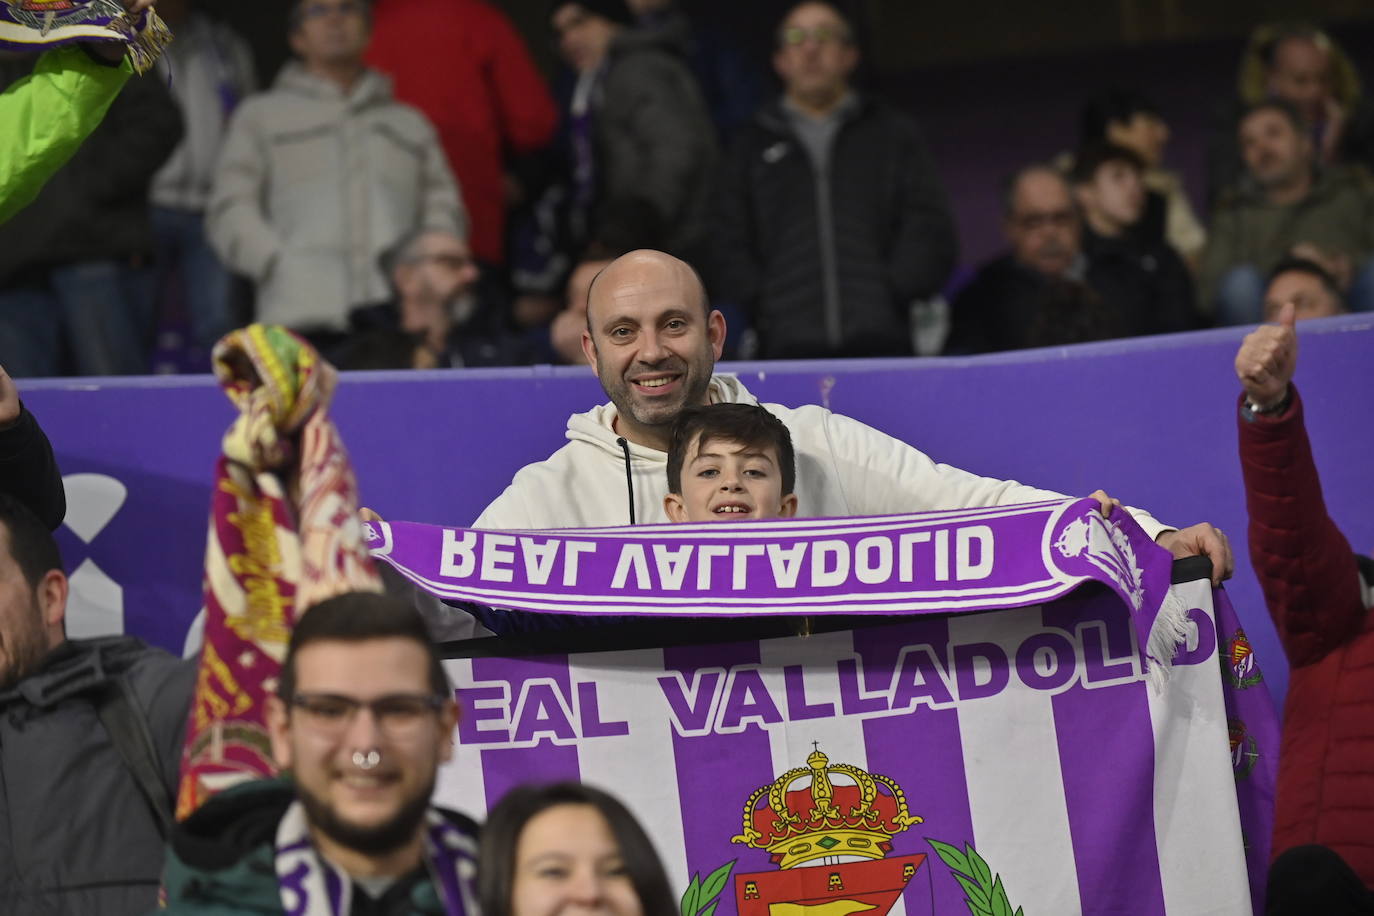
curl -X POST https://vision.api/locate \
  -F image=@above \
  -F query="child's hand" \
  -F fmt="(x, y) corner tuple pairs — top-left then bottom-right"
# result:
(1088, 489), (1120, 518)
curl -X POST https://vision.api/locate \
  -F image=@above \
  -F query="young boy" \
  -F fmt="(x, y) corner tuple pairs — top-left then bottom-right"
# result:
(663, 402), (1120, 525)
(664, 403), (798, 522)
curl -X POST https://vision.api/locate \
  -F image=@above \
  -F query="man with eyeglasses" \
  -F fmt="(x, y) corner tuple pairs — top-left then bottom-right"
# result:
(947, 164), (1120, 353)
(161, 592), (480, 915)
(712, 0), (956, 359)
(207, 0), (465, 356)
(339, 228), (536, 369)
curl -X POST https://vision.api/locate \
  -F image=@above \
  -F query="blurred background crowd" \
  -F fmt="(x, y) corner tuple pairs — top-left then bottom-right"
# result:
(2, 0), (1371, 376)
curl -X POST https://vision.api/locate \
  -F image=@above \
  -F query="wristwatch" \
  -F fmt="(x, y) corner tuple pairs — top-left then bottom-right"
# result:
(1240, 387), (1292, 422)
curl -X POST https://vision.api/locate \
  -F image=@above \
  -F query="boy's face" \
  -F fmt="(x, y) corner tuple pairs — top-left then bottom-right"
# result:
(664, 435), (798, 522)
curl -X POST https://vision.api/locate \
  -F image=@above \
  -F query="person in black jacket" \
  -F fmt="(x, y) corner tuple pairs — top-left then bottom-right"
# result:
(0, 55), (182, 377)
(1070, 142), (1199, 337)
(0, 364), (65, 530)
(0, 491), (194, 915)
(712, 0), (956, 359)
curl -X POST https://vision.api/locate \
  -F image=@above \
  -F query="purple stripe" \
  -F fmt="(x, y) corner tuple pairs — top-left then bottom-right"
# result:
(473, 655), (581, 810)
(852, 618), (972, 916)
(1044, 595), (1166, 916)
(663, 641), (777, 894)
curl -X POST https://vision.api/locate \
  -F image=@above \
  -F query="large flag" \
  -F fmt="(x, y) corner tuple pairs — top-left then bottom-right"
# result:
(374, 502), (1277, 915)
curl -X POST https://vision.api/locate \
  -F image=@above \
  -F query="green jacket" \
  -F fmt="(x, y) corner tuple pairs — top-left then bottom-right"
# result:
(1200, 166), (1374, 311)
(159, 779), (479, 915)
(0, 45), (130, 225)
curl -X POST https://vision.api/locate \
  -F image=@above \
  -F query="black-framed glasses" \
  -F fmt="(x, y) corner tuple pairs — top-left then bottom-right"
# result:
(289, 692), (446, 739)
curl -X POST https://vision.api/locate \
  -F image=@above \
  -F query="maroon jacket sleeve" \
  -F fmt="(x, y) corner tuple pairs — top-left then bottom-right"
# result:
(1239, 385), (1366, 667)
(483, 4), (557, 154)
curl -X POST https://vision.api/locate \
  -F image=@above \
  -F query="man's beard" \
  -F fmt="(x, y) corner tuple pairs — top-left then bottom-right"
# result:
(0, 595), (51, 692)
(604, 357), (713, 430)
(298, 774), (435, 856)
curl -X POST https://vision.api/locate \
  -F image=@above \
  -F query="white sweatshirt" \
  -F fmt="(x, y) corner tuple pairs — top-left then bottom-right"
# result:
(474, 375), (1168, 539)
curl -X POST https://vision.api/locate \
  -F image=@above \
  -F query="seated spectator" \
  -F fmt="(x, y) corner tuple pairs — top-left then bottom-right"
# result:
(1200, 99), (1374, 325)
(478, 782), (676, 916)
(1070, 143), (1197, 335)
(713, 0), (956, 359)
(0, 35), (182, 377)
(1078, 88), (1206, 266)
(1233, 300), (1374, 911)
(1208, 23), (1374, 209)
(0, 491), (195, 914)
(338, 229), (536, 370)
(207, 0), (465, 352)
(1261, 255), (1347, 321)
(148, 0), (257, 365)
(946, 165), (1119, 353)
(161, 592), (479, 913)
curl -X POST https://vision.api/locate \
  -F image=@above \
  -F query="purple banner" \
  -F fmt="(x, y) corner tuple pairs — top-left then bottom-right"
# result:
(435, 577), (1276, 915)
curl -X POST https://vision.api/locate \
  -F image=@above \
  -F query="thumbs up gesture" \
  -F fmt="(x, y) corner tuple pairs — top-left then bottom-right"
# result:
(1234, 301), (1297, 411)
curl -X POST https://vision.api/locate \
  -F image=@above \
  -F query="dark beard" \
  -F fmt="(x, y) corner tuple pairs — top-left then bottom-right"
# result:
(297, 775), (435, 856)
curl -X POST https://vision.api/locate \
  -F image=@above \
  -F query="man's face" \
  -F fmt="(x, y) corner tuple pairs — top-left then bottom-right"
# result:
(290, 0), (370, 69)
(664, 435), (798, 523)
(1105, 112), (1169, 168)
(1267, 37), (1332, 121)
(1239, 109), (1312, 190)
(581, 254), (725, 441)
(395, 232), (480, 317)
(268, 638), (456, 857)
(1077, 160), (1145, 233)
(773, 3), (858, 103)
(552, 4), (619, 74)
(0, 526), (53, 692)
(1006, 171), (1081, 277)
(1263, 270), (1343, 321)
(511, 803), (644, 916)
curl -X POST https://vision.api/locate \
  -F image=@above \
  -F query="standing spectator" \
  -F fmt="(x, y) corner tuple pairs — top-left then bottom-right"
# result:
(365, 0), (557, 271)
(0, 56), (181, 377)
(149, 0), (256, 365)
(1208, 23), (1374, 209)
(207, 0), (465, 351)
(1070, 143), (1197, 336)
(523, 0), (715, 297)
(713, 0), (956, 359)
(1200, 100), (1374, 325)
(627, 0), (764, 142)
(1233, 300), (1373, 910)
(1078, 88), (1206, 268)
(0, 492), (195, 915)
(946, 165), (1115, 354)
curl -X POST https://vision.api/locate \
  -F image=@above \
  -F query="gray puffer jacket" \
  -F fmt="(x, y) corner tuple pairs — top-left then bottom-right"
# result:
(208, 63), (465, 332)
(0, 636), (195, 915)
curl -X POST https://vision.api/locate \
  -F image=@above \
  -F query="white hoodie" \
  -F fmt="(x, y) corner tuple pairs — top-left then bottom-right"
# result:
(474, 375), (1168, 539)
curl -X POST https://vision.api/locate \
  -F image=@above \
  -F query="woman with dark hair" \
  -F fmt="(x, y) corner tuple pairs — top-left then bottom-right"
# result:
(479, 782), (678, 916)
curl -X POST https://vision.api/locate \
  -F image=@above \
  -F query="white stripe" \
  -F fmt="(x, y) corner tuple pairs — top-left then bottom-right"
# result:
(435, 658), (489, 822)
(1146, 581), (1252, 915)
(950, 607), (1083, 914)
(568, 648), (692, 898)
(759, 630), (868, 781)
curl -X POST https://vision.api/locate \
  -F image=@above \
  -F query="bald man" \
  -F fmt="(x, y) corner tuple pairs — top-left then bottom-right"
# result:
(474, 249), (1231, 582)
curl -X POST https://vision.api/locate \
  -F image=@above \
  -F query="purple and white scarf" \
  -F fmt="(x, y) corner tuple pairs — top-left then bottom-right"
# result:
(366, 498), (1192, 684)
(273, 801), (478, 916)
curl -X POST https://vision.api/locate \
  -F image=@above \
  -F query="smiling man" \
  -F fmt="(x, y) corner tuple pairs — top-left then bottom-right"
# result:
(160, 593), (480, 915)
(473, 248), (1232, 584)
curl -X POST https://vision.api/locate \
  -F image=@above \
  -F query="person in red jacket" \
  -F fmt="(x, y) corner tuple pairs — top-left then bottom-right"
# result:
(365, 0), (557, 269)
(1235, 277), (1374, 914)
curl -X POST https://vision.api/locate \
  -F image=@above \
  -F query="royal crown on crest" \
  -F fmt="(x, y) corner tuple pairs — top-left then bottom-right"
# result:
(730, 746), (922, 870)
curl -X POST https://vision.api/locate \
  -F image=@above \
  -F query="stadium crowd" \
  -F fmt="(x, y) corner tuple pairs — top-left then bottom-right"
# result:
(0, 1), (1371, 915)
(1, 0), (1370, 376)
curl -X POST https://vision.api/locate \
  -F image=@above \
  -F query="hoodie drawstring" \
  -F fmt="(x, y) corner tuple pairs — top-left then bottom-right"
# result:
(616, 437), (636, 525)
